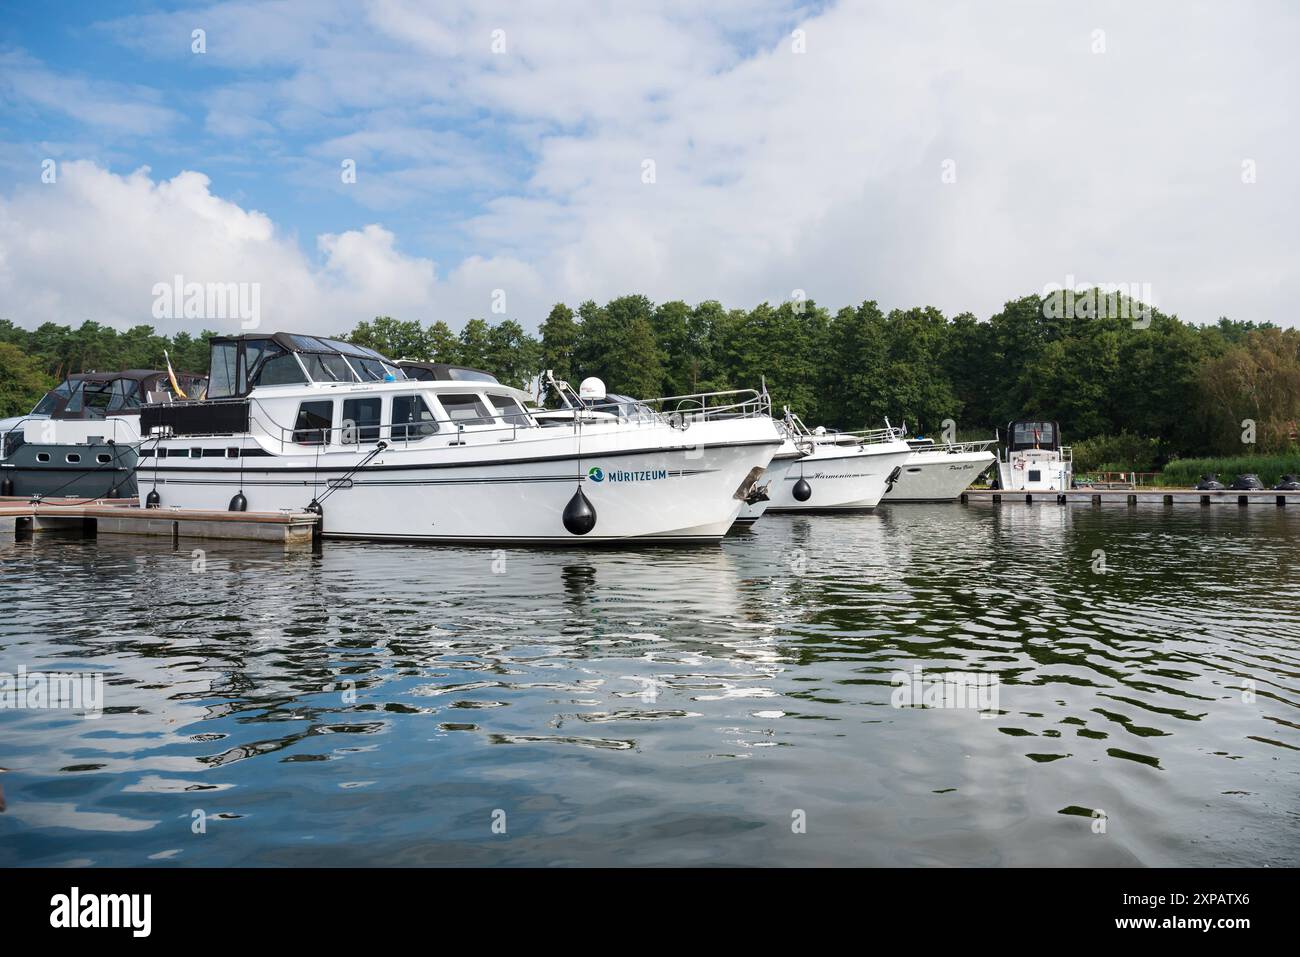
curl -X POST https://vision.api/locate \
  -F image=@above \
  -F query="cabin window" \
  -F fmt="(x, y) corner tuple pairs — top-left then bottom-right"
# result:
(208, 341), (240, 398)
(350, 357), (393, 382)
(82, 383), (114, 417)
(65, 381), (113, 419)
(391, 395), (439, 440)
(1028, 470), (1042, 482)
(253, 353), (308, 387)
(66, 453), (81, 463)
(300, 353), (357, 384)
(61, 380), (86, 413)
(240, 338), (271, 389)
(341, 398), (382, 444)
(438, 393), (495, 426)
(107, 378), (141, 413)
(97, 453), (112, 464)
(293, 400), (334, 445)
(1011, 422), (1056, 449)
(37, 452), (50, 462)
(488, 394), (529, 426)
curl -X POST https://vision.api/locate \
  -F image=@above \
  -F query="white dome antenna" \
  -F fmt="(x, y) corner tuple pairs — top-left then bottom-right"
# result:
(579, 376), (607, 401)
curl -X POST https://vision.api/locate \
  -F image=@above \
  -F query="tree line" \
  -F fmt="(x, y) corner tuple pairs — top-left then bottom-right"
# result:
(2, 294), (1297, 468)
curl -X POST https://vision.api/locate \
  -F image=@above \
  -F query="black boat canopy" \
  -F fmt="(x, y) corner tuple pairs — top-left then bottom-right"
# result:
(394, 360), (500, 384)
(32, 370), (206, 419)
(206, 332), (406, 398)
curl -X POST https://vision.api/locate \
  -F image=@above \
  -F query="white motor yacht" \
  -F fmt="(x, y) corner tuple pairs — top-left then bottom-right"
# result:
(993, 419), (1073, 492)
(138, 334), (783, 544)
(763, 412), (914, 512)
(882, 433), (997, 502)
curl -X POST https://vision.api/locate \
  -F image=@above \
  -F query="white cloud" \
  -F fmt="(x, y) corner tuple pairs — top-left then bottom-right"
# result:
(0, 161), (519, 334)
(5, 0), (1299, 330)
(0, 51), (181, 136)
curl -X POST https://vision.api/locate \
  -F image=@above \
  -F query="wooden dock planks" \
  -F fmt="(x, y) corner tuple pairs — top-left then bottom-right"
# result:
(0, 498), (319, 545)
(961, 488), (1296, 507)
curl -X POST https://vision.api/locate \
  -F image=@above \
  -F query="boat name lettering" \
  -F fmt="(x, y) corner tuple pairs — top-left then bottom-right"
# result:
(590, 466), (669, 483)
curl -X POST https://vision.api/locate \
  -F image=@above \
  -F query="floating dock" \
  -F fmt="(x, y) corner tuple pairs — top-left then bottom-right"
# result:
(0, 498), (319, 545)
(961, 488), (1297, 507)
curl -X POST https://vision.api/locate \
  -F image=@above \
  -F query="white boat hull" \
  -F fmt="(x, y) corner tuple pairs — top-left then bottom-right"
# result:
(883, 450), (995, 502)
(142, 419), (780, 544)
(766, 439), (913, 511)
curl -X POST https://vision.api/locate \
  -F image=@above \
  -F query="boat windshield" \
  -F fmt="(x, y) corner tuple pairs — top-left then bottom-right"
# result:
(1010, 421), (1057, 450)
(31, 380), (75, 416)
(209, 333), (407, 397)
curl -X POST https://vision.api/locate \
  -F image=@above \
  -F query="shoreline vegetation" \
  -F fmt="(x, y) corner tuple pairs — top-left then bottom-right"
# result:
(2, 292), (1297, 482)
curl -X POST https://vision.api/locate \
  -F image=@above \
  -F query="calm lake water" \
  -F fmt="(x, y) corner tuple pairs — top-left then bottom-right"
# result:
(2, 503), (1298, 867)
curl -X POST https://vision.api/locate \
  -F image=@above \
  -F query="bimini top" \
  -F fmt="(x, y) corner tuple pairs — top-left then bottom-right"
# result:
(207, 332), (407, 398)
(34, 370), (207, 419)
(395, 360), (500, 384)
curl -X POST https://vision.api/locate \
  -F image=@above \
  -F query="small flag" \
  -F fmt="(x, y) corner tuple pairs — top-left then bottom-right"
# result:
(164, 349), (188, 399)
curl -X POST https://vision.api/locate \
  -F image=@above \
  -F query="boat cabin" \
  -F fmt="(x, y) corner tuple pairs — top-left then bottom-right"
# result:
(145, 333), (537, 445)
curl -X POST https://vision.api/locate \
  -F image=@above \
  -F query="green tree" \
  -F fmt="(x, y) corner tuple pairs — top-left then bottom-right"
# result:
(346, 316), (430, 359)
(573, 296), (665, 398)
(485, 319), (541, 390)
(426, 321), (460, 363)
(0, 342), (55, 417)
(540, 303), (578, 383)
(457, 319), (493, 369)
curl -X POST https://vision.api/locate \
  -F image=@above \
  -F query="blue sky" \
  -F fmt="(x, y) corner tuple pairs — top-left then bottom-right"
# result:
(2, 1), (1297, 335)
(2, 0), (542, 268)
